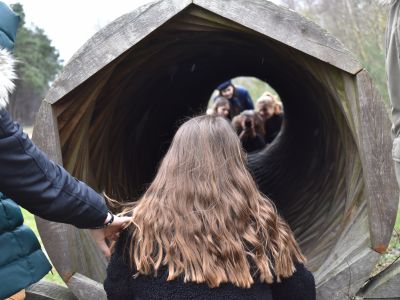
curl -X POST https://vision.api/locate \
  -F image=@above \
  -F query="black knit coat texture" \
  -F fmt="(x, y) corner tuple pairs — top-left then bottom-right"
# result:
(104, 233), (316, 300)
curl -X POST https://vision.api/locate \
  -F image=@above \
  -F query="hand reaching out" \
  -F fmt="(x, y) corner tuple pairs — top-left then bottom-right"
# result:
(90, 214), (131, 257)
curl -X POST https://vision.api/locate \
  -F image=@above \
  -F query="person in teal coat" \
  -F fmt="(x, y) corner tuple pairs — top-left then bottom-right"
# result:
(0, 193), (52, 299)
(0, 2), (130, 298)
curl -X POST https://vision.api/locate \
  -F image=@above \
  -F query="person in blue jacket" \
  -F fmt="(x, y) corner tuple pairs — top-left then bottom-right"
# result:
(0, 2), (130, 299)
(216, 80), (254, 118)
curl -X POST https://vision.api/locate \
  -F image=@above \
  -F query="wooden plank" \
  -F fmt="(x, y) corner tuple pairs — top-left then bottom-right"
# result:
(314, 201), (375, 286)
(357, 260), (400, 299)
(193, 0), (362, 74)
(356, 70), (399, 252)
(32, 102), (75, 282)
(32, 101), (62, 164)
(316, 248), (380, 300)
(32, 1), (396, 294)
(65, 229), (108, 283)
(67, 273), (106, 300)
(32, 102), (107, 283)
(34, 218), (75, 282)
(26, 280), (77, 300)
(45, 0), (192, 105)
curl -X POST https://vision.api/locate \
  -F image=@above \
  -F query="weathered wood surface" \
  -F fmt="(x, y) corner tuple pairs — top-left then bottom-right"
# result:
(317, 249), (380, 300)
(33, 96), (108, 283)
(32, 101), (62, 163)
(33, 0), (398, 299)
(357, 260), (400, 299)
(193, 0), (362, 74)
(45, 0), (192, 105)
(32, 102), (75, 281)
(26, 280), (77, 300)
(68, 273), (107, 300)
(356, 70), (399, 251)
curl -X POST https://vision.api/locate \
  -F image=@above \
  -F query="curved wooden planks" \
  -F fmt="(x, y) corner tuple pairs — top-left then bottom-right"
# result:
(33, 1), (397, 299)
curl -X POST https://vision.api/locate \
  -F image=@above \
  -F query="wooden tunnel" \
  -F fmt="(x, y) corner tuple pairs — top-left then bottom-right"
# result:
(32, 0), (398, 299)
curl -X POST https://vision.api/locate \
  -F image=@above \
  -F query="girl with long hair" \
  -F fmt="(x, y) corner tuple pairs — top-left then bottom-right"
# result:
(104, 115), (315, 299)
(256, 95), (284, 144)
(211, 96), (231, 119)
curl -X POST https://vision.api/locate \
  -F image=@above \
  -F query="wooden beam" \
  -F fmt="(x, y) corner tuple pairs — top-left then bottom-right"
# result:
(26, 280), (77, 300)
(193, 0), (362, 74)
(357, 260), (400, 299)
(67, 273), (106, 300)
(356, 70), (399, 251)
(45, 0), (193, 105)
(32, 101), (108, 282)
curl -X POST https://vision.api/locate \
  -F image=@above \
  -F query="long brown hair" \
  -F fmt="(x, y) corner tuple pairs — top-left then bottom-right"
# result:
(123, 115), (305, 288)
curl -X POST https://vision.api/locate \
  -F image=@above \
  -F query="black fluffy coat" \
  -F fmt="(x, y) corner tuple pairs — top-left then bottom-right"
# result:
(104, 233), (316, 300)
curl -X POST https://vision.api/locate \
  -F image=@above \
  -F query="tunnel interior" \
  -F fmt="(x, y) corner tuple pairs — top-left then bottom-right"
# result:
(54, 5), (364, 272)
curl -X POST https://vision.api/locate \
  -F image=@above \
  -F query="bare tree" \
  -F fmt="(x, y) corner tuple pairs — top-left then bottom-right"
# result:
(280, 0), (389, 103)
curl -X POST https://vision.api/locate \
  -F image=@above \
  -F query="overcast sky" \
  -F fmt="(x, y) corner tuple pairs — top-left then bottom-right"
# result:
(3, 0), (156, 63)
(3, 0), (281, 64)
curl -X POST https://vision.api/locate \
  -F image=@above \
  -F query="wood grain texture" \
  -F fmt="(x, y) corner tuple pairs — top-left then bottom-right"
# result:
(193, 0), (362, 74)
(32, 101), (108, 282)
(32, 101), (62, 163)
(316, 249), (380, 300)
(356, 70), (399, 251)
(357, 260), (400, 299)
(26, 280), (77, 300)
(32, 102), (75, 282)
(68, 273), (107, 300)
(45, 0), (192, 105)
(33, 1), (398, 299)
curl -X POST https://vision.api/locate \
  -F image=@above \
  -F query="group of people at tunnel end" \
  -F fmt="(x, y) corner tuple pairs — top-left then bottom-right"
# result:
(208, 80), (284, 153)
(0, 2), (315, 299)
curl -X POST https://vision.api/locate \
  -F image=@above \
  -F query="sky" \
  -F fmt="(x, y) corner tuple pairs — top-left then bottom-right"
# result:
(3, 0), (282, 64)
(3, 0), (156, 63)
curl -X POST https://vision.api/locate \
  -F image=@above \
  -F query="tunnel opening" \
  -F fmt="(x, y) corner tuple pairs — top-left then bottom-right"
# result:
(51, 5), (364, 274)
(32, 2), (398, 297)
(207, 76), (281, 108)
(207, 76), (284, 149)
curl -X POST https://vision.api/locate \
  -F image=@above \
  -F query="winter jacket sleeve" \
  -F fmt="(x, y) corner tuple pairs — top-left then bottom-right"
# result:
(236, 87), (254, 110)
(0, 108), (108, 228)
(243, 89), (254, 110)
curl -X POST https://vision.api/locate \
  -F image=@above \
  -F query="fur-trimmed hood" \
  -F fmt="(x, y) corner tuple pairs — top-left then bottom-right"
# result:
(0, 48), (17, 109)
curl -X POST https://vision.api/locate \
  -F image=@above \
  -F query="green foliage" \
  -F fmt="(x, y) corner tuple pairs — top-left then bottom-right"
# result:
(14, 26), (62, 93)
(8, 3), (63, 125)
